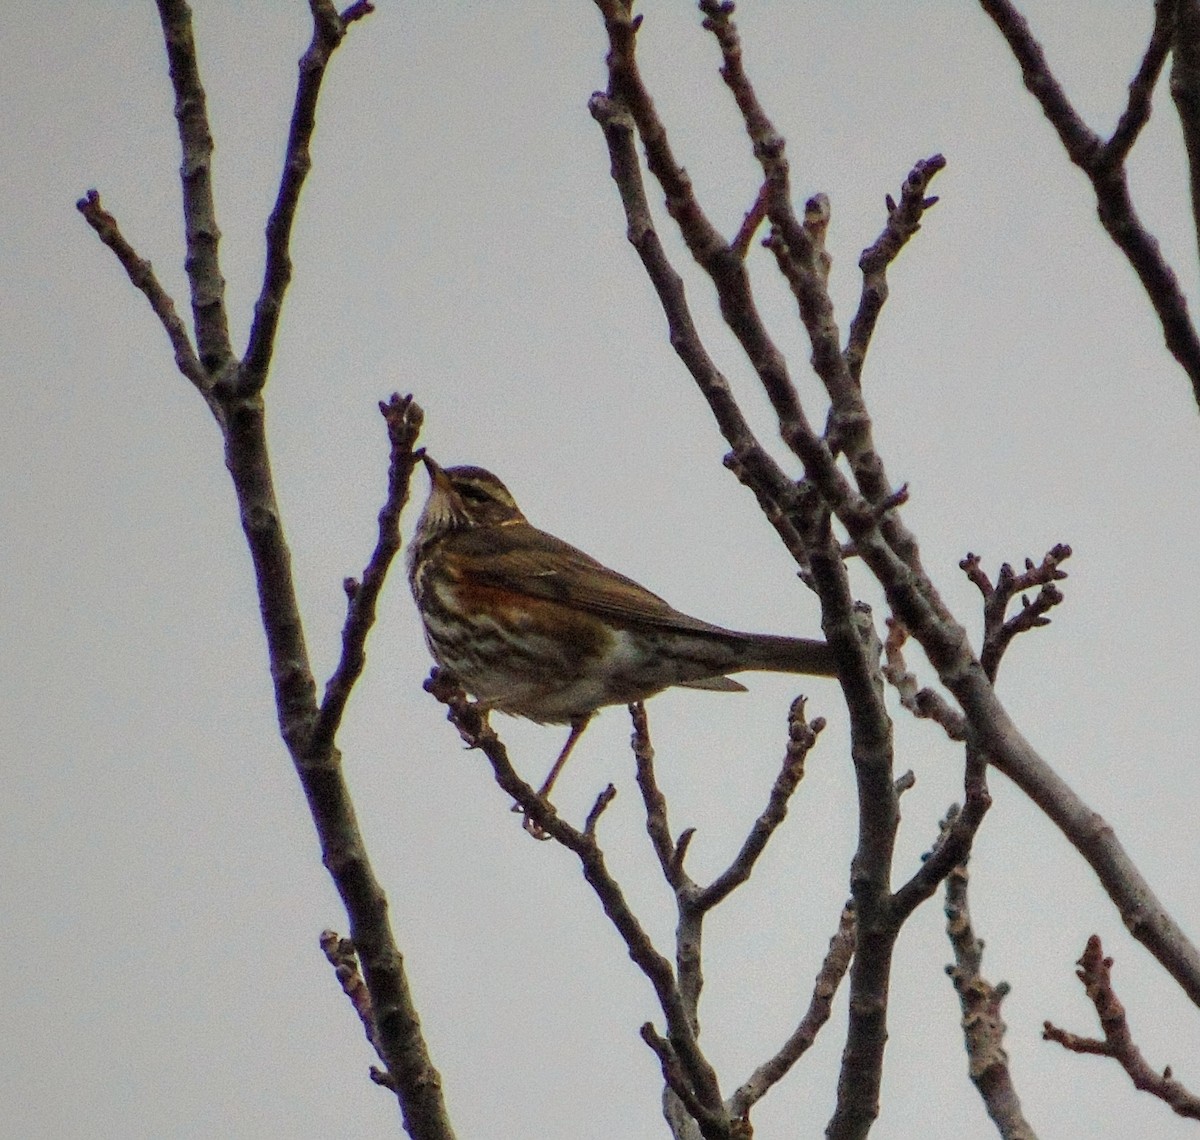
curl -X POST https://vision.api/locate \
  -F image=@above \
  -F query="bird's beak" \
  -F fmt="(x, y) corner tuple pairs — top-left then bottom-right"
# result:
(421, 453), (450, 491)
(419, 454), (462, 518)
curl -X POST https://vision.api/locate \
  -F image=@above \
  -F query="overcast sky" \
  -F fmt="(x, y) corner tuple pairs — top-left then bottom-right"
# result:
(5, 2), (1200, 1137)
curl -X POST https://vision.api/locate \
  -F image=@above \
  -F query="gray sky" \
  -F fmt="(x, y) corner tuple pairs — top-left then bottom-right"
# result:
(4, 2), (1200, 1137)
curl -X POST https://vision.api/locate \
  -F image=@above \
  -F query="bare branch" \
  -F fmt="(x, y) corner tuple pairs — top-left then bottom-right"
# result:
(945, 855), (1038, 1139)
(641, 1025), (732, 1140)
(585, 89), (802, 523)
(630, 702), (681, 879)
(584, 783), (619, 835)
(311, 394), (423, 756)
(728, 903), (856, 1118)
(75, 189), (207, 391)
(845, 155), (946, 385)
(155, 0), (234, 377)
(1171, 0), (1200, 266)
(722, 451), (818, 587)
(893, 742), (991, 917)
(960, 545), (1071, 681)
(979, 0), (1200, 408)
(320, 929), (391, 1082)
(424, 670), (728, 1123)
(242, 0), (374, 391)
(882, 618), (968, 740)
(977, 0), (1102, 164)
(85, 8), (453, 1133)
(1105, 0), (1175, 164)
(803, 563), (897, 1140)
(729, 179), (770, 259)
(595, 0), (834, 504)
(697, 2), (849, 466)
(1044, 936), (1200, 1120)
(694, 698), (824, 911)
(586, 84), (832, 608)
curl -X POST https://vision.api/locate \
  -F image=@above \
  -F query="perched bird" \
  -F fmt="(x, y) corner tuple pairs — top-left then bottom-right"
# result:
(408, 456), (837, 815)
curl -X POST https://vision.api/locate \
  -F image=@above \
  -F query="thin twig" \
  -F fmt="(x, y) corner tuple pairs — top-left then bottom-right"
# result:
(630, 702), (680, 880)
(641, 1025), (731, 1139)
(311, 394), (424, 756)
(881, 618), (968, 740)
(155, 0), (234, 378)
(587, 83), (827, 608)
(727, 903), (856, 1118)
(945, 850), (1038, 1139)
(961, 545), (1071, 681)
(241, 0), (375, 391)
(694, 698), (824, 911)
(844, 156), (946, 385)
(730, 180), (771, 259)
(1044, 936), (1200, 1120)
(320, 929), (394, 1086)
(892, 753), (991, 922)
(980, 0), (1200, 408)
(1105, 0), (1175, 165)
(75, 190), (207, 391)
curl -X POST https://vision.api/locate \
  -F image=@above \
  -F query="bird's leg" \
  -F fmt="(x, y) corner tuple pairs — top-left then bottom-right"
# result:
(537, 714), (593, 799)
(516, 713), (594, 839)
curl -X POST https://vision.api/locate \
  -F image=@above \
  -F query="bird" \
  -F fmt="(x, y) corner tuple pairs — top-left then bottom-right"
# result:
(407, 456), (837, 824)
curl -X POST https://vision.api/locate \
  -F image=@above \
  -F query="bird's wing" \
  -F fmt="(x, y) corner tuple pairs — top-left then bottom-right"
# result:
(448, 523), (731, 637)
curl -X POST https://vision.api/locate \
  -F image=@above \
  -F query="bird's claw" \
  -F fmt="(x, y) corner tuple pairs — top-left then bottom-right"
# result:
(511, 798), (553, 840)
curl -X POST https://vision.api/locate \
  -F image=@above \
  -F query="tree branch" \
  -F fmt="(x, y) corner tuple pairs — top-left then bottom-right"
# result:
(891, 755), (991, 923)
(320, 929), (395, 1087)
(425, 672), (730, 1131)
(962, 545), (1071, 681)
(155, 0), (234, 378)
(241, 0), (375, 391)
(727, 903), (856, 1118)
(82, 7), (455, 1135)
(1105, 0), (1175, 165)
(641, 1025), (732, 1140)
(1171, 0), (1200, 268)
(629, 702), (682, 881)
(881, 619), (968, 741)
(75, 189), (207, 391)
(945, 854), (1038, 1139)
(694, 697), (824, 912)
(979, 0), (1200, 409)
(311, 394), (423, 756)
(844, 156), (945, 386)
(1044, 936), (1200, 1120)
(586, 88), (801, 533)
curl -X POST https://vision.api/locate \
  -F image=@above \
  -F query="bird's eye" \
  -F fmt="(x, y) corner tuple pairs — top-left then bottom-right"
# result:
(457, 483), (493, 503)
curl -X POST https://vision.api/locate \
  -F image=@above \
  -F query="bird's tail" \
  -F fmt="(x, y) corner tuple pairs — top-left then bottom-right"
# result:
(727, 632), (839, 678)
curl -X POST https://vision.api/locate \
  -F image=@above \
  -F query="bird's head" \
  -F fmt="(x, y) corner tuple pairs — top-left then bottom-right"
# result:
(412, 455), (528, 547)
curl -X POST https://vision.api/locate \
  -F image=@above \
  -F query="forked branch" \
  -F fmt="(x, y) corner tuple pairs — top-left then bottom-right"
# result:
(979, 0), (1200, 408)
(1044, 936), (1200, 1120)
(80, 6), (454, 1136)
(424, 672), (731, 1137)
(590, 0), (1200, 1014)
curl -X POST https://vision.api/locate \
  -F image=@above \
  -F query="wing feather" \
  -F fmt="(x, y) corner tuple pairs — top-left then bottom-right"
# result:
(446, 524), (731, 636)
